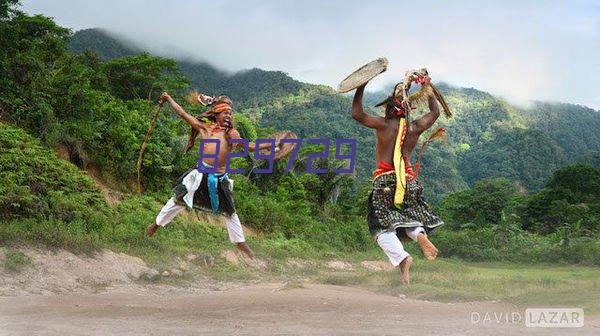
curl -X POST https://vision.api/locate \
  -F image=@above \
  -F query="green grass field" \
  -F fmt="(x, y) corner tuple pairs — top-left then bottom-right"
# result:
(319, 260), (600, 314)
(177, 247), (600, 315)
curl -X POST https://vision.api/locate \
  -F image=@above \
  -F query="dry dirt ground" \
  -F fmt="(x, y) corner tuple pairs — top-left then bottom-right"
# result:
(0, 249), (598, 335)
(1, 283), (599, 336)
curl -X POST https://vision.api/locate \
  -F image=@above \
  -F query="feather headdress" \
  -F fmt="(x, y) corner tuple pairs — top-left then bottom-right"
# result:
(186, 90), (216, 106)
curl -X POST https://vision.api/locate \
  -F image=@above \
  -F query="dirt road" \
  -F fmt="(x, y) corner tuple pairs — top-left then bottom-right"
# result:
(1, 283), (597, 335)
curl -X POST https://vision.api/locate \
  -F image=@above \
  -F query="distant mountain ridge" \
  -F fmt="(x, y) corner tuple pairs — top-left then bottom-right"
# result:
(69, 29), (304, 107)
(68, 28), (600, 200)
(69, 28), (142, 60)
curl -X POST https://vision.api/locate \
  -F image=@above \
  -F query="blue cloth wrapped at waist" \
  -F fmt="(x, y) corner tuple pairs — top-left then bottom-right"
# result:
(199, 161), (229, 214)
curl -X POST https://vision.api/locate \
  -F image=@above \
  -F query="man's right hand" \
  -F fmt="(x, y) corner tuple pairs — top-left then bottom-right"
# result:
(414, 75), (431, 85)
(159, 92), (171, 105)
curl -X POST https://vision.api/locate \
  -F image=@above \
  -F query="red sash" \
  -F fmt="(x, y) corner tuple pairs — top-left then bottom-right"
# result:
(373, 159), (418, 180)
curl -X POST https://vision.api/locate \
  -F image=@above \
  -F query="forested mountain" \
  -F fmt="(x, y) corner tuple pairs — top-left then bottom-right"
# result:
(64, 29), (600, 199)
(521, 102), (600, 162)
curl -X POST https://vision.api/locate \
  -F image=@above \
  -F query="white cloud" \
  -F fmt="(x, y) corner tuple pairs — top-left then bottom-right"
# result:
(21, 0), (600, 109)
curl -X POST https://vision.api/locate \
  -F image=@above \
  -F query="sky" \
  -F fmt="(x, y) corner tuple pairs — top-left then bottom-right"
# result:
(21, 0), (600, 109)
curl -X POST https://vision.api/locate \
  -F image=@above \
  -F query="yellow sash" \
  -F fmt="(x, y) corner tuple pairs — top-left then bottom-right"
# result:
(393, 118), (407, 207)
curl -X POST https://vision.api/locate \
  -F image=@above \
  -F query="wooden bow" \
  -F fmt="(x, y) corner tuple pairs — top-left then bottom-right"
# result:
(136, 102), (164, 194)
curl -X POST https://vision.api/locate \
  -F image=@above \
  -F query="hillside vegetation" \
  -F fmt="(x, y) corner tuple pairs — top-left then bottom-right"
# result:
(1, 2), (599, 267)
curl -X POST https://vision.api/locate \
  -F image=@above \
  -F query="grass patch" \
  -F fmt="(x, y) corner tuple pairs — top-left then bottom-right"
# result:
(306, 259), (600, 314)
(206, 260), (258, 282)
(278, 280), (307, 290)
(2, 250), (32, 272)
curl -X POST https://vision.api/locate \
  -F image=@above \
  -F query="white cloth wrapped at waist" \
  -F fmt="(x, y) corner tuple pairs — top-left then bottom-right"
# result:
(180, 167), (234, 209)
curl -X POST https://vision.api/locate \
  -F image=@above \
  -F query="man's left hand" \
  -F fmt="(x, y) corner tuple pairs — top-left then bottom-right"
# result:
(414, 75), (430, 85)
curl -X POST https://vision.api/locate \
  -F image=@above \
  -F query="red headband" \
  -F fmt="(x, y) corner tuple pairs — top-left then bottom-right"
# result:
(212, 102), (232, 113)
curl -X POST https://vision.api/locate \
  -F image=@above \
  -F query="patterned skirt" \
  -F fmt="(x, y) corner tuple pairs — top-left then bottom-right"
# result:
(172, 168), (236, 216)
(367, 172), (443, 239)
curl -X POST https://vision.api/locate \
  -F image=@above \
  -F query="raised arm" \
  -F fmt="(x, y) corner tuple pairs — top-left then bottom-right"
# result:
(159, 92), (206, 133)
(411, 89), (440, 134)
(352, 84), (385, 129)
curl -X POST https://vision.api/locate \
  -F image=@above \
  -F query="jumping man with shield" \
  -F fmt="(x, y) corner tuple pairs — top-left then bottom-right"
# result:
(340, 59), (452, 284)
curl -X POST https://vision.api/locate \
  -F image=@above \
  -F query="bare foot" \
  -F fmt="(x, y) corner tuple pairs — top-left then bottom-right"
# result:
(417, 234), (439, 260)
(146, 223), (159, 237)
(400, 256), (413, 285)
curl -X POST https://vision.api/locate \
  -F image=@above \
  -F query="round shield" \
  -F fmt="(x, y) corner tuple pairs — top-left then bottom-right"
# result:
(259, 131), (298, 160)
(337, 58), (388, 93)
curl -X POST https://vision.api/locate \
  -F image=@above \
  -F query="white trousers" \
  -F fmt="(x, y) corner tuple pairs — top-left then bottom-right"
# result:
(155, 197), (246, 243)
(377, 227), (425, 267)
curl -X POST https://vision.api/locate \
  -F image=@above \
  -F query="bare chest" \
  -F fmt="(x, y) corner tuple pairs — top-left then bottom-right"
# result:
(199, 130), (230, 153)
